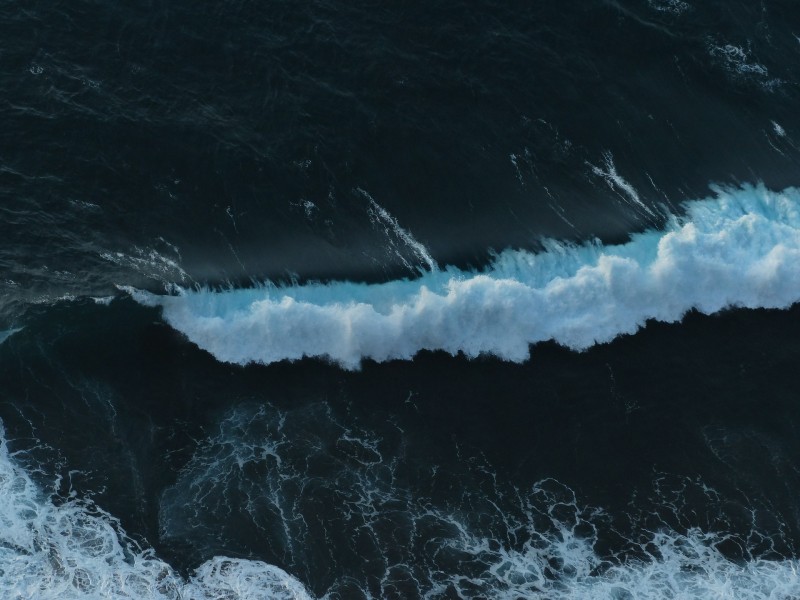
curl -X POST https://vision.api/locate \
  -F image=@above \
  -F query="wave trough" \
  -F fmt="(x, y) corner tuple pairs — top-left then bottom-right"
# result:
(130, 184), (800, 369)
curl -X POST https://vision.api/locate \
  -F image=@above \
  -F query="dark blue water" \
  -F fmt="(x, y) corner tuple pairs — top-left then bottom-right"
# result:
(2, 1), (800, 598)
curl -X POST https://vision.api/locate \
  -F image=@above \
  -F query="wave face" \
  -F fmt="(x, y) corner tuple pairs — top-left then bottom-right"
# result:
(131, 184), (800, 369)
(0, 424), (312, 600)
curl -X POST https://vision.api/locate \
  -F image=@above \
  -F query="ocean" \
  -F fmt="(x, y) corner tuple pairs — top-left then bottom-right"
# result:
(2, 1), (800, 598)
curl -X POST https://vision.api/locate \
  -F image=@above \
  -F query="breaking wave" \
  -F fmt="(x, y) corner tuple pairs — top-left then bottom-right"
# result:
(130, 184), (800, 369)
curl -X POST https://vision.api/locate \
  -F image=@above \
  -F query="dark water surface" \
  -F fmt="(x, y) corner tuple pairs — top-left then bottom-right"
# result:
(2, 1), (800, 598)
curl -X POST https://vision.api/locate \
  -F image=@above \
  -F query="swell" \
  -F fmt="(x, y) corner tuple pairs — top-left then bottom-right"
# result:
(129, 183), (800, 369)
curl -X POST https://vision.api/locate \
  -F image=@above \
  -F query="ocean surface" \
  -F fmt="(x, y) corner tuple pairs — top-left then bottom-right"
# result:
(2, 1), (800, 598)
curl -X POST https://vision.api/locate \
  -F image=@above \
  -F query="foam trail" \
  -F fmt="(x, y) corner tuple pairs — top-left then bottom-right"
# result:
(589, 151), (657, 218)
(130, 184), (800, 369)
(359, 188), (439, 273)
(0, 423), (312, 599)
(160, 404), (800, 599)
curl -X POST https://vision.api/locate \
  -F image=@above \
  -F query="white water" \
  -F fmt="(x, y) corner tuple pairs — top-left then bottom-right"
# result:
(1, 414), (798, 599)
(129, 184), (800, 369)
(360, 187), (439, 273)
(0, 424), (312, 600)
(435, 528), (800, 599)
(157, 404), (800, 600)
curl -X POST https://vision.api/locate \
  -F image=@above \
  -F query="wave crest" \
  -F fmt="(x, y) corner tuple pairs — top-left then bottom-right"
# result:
(130, 184), (800, 369)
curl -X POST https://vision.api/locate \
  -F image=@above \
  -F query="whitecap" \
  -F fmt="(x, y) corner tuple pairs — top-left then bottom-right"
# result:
(129, 184), (800, 370)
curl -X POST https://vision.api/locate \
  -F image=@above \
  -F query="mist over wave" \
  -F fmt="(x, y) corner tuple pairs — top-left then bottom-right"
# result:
(131, 184), (800, 369)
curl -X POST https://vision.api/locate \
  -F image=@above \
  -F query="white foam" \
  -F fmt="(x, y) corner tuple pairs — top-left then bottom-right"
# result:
(0, 423), (312, 600)
(416, 477), (800, 599)
(710, 44), (768, 77)
(360, 188), (439, 273)
(158, 405), (800, 600)
(1, 415), (798, 599)
(129, 184), (800, 370)
(589, 151), (657, 219)
(647, 0), (690, 14)
(429, 505), (800, 600)
(100, 245), (191, 285)
(708, 44), (781, 90)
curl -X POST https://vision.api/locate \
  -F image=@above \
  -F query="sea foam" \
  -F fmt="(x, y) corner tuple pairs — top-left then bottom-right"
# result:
(0, 424), (312, 600)
(0, 415), (798, 599)
(159, 403), (800, 600)
(130, 184), (800, 369)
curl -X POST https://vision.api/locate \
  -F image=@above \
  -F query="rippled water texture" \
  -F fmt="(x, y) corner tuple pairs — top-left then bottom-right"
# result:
(2, 1), (800, 598)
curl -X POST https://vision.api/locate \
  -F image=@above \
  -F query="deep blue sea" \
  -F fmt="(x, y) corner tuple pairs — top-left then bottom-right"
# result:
(2, 1), (800, 598)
